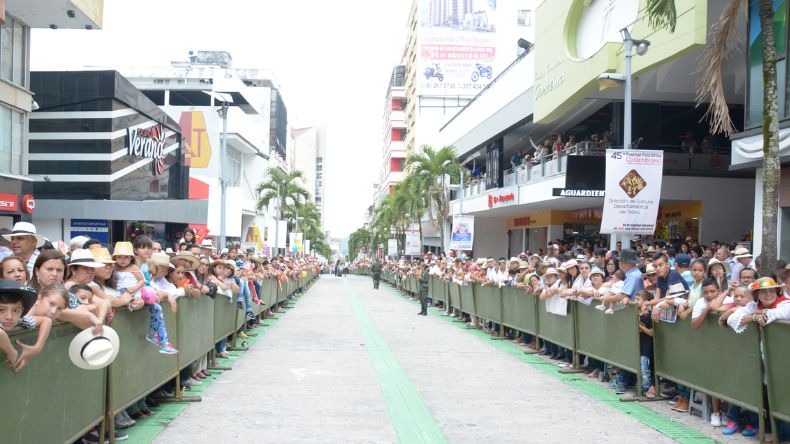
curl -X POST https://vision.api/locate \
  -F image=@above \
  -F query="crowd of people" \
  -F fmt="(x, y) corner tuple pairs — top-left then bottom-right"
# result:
(357, 237), (790, 441)
(0, 222), (320, 443)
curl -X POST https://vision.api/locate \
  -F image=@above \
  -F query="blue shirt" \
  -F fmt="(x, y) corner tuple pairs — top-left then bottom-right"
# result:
(656, 270), (689, 298)
(621, 266), (644, 301)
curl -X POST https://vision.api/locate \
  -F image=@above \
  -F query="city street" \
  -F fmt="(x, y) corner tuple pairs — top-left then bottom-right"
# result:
(152, 276), (723, 443)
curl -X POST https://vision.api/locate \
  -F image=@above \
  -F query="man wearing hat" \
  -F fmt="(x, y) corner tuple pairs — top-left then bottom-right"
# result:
(3, 222), (47, 275)
(730, 247), (755, 283)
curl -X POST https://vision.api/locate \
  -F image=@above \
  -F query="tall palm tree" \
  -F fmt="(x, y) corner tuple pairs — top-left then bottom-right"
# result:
(405, 145), (461, 253)
(256, 167), (311, 253)
(348, 227), (372, 261)
(397, 174), (428, 253)
(646, 0), (781, 272)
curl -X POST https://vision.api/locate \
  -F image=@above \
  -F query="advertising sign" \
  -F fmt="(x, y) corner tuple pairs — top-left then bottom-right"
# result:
(449, 215), (475, 251)
(276, 220), (288, 249)
(417, 0), (497, 96)
(387, 239), (398, 257)
(179, 111), (213, 168)
(600, 150), (664, 235)
(70, 219), (109, 244)
(404, 232), (421, 256)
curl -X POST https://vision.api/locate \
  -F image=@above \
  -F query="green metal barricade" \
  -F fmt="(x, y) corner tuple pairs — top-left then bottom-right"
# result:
(475, 283), (501, 323)
(2, 322), (106, 444)
(177, 296), (215, 371)
(109, 305), (178, 416)
(502, 287), (539, 335)
(654, 313), (763, 414)
(260, 279), (275, 309)
(537, 297), (575, 351)
(407, 276), (417, 295)
(460, 284), (476, 316)
(575, 301), (640, 381)
(277, 280), (287, 303)
(430, 277), (446, 304)
(764, 321), (790, 433)
(449, 282), (462, 312)
(214, 296), (239, 342)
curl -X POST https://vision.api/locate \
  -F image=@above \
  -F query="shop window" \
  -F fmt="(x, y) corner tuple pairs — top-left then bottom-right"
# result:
(0, 104), (23, 175)
(0, 16), (27, 87)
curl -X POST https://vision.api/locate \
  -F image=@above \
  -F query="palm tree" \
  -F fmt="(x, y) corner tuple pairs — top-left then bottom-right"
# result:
(255, 167), (311, 253)
(646, 0), (781, 272)
(348, 227), (372, 261)
(405, 145), (461, 253)
(396, 174), (428, 253)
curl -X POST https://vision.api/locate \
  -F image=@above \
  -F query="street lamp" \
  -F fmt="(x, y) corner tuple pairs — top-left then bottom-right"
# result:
(619, 28), (650, 149)
(203, 91), (234, 251)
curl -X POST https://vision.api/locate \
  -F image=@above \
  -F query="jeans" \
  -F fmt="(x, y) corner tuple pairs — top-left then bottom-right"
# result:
(640, 355), (653, 391)
(148, 302), (168, 344)
(215, 340), (226, 353)
(616, 368), (636, 390)
(237, 277), (253, 317)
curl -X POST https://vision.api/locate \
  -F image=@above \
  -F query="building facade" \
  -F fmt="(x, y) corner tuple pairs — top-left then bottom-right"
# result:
(0, 0), (104, 228)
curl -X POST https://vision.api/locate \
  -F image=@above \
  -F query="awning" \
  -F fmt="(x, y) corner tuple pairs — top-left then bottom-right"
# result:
(34, 199), (208, 224)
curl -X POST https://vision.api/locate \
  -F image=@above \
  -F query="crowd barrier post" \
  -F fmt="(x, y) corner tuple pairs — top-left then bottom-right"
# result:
(1, 322), (107, 444)
(761, 320), (790, 439)
(574, 300), (643, 397)
(502, 287), (540, 353)
(107, 304), (179, 442)
(536, 296), (578, 370)
(653, 313), (764, 437)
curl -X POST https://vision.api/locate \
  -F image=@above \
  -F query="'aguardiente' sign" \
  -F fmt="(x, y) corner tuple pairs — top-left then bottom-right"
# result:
(128, 124), (166, 159)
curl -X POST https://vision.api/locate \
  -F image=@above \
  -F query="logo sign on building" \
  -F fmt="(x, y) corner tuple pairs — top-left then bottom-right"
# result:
(180, 111), (212, 168)
(449, 215), (475, 251)
(600, 150), (664, 235)
(488, 192), (515, 208)
(0, 193), (18, 212)
(70, 219), (110, 244)
(21, 194), (35, 213)
(552, 189), (605, 197)
(404, 232), (421, 256)
(127, 124), (166, 159)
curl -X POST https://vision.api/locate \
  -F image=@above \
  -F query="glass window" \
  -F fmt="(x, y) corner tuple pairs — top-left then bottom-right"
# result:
(0, 104), (23, 175)
(0, 16), (27, 87)
(224, 148), (241, 187)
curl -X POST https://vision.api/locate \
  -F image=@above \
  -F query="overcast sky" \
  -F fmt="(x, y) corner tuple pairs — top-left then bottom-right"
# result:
(31, 0), (410, 238)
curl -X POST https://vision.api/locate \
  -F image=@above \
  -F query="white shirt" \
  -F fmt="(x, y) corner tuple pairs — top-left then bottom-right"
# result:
(727, 298), (790, 334)
(691, 298), (709, 320)
(150, 276), (186, 300)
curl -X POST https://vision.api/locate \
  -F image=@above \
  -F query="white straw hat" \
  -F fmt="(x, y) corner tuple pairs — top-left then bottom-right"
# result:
(3, 222), (47, 248)
(68, 326), (120, 370)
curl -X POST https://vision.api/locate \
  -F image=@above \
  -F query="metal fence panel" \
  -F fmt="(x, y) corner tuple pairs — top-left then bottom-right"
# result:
(502, 288), (538, 335)
(460, 284), (476, 316)
(475, 284), (501, 323)
(536, 297), (575, 350)
(2, 322), (106, 444)
(762, 321), (790, 423)
(214, 296), (239, 342)
(449, 283), (462, 312)
(654, 314), (763, 412)
(575, 301), (640, 375)
(177, 296), (215, 371)
(109, 306), (178, 414)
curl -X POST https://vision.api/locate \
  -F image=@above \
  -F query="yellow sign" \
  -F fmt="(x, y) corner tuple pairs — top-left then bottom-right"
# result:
(179, 111), (212, 168)
(245, 225), (263, 251)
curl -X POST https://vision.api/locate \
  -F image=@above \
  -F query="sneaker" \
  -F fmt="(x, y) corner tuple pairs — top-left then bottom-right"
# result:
(238, 331), (249, 339)
(605, 308), (614, 315)
(185, 377), (202, 386)
(595, 304), (606, 311)
(722, 421), (741, 435)
(667, 395), (680, 405)
(145, 332), (161, 346)
(741, 425), (758, 437)
(710, 412), (722, 427)
(113, 430), (129, 441)
(159, 343), (178, 355)
(158, 388), (175, 398)
(114, 410), (136, 429)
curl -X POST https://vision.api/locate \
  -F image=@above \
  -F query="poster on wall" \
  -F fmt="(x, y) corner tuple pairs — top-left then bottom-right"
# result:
(304, 239), (311, 255)
(404, 232), (421, 256)
(276, 220), (288, 249)
(70, 219), (109, 244)
(417, 0), (497, 96)
(600, 150), (664, 235)
(449, 215), (475, 250)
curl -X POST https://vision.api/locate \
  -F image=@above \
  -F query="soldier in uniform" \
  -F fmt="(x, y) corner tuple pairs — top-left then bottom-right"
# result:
(418, 260), (430, 316)
(371, 259), (383, 289)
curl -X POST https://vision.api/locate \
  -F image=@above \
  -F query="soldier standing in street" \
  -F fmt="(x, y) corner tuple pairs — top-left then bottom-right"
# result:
(418, 260), (430, 316)
(371, 259), (382, 289)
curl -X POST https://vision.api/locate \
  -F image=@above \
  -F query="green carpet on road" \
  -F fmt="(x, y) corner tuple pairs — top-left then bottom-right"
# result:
(344, 279), (448, 444)
(381, 280), (720, 444)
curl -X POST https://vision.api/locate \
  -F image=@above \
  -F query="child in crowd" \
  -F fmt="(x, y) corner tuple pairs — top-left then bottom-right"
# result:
(0, 281), (49, 372)
(596, 269), (624, 314)
(144, 259), (178, 355)
(114, 242), (146, 298)
(636, 290), (656, 398)
(70, 283), (103, 316)
(718, 285), (749, 325)
(690, 278), (725, 426)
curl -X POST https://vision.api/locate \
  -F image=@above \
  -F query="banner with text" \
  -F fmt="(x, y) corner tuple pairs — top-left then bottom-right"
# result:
(449, 215), (475, 251)
(404, 232), (421, 256)
(600, 150), (664, 234)
(387, 239), (398, 257)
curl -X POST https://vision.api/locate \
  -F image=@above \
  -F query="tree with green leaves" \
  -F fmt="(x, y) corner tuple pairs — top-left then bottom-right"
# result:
(405, 145), (461, 253)
(348, 227), (372, 262)
(646, 0), (781, 272)
(256, 167), (311, 254)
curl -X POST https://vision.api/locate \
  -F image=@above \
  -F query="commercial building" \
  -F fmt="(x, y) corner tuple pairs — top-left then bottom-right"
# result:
(290, 124), (326, 225)
(433, 0), (754, 258)
(121, 52), (286, 253)
(374, 64), (407, 204)
(0, 0), (104, 228)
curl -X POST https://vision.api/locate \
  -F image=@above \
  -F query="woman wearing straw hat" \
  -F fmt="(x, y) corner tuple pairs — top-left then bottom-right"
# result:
(64, 249), (111, 323)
